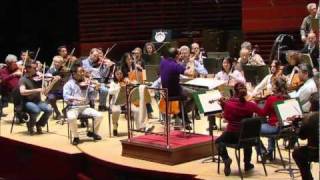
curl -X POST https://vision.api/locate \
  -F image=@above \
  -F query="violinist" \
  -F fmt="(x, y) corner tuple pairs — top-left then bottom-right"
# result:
(190, 42), (206, 64)
(0, 54), (22, 107)
(17, 50), (33, 68)
(63, 65), (102, 145)
(132, 47), (146, 69)
(238, 47), (265, 66)
(82, 48), (110, 111)
(289, 63), (318, 112)
(250, 60), (282, 97)
(109, 68), (139, 136)
(57, 45), (77, 67)
(285, 51), (303, 90)
(179, 45), (208, 77)
(19, 62), (53, 134)
(120, 52), (135, 78)
(46, 56), (65, 120)
(142, 42), (161, 65)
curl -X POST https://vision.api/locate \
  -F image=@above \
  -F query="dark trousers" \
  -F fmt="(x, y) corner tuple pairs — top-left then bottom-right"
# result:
(293, 146), (319, 180)
(47, 91), (63, 116)
(215, 131), (252, 164)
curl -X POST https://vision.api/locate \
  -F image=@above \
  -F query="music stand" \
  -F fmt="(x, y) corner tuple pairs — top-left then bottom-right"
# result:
(242, 65), (270, 86)
(193, 90), (223, 163)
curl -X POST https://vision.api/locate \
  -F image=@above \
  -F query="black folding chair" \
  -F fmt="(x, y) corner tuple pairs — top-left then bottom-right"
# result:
(217, 117), (268, 179)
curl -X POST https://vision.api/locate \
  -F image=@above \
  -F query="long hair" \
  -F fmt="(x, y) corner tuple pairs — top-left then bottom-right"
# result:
(222, 57), (234, 73)
(234, 82), (247, 103)
(273, 77), (288, 96)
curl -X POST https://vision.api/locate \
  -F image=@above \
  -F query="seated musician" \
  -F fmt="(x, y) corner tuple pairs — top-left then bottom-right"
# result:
(0, 54), (22, 107)
(17, 50), (32, 67)
(289, 63), (318, 112)
(256, 77), (288, 161)
(251, 60), (282, 97)
(109, 68), (147, 136)
(238, 47), (265, 66)
(214, 57), (246, 85)
(178, 45), (208, 76)
(301, 32), (319, 72)
(57, 45), (77, 66)
(45, 56), (66, 120)
(63, 65), (102, 145)
(120, 52), (155, 119)
(215, 82), (263, 176)
(19, 62), (53, 134)
(143, 42), (156, 56)
(241, 41), (264, 63)
(160, 47), (195, 130)
(292, 92), (319, 180)
(82, 48), (110, 111)
(132, 47), (146, 69)
(190, 42), (206, 64)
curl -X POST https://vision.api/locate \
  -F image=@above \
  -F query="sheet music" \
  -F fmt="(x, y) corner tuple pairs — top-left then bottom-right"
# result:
(185, 78), (226, 89)
(301, 53), (314, 67)
(277, 99), (302, 122)
(198, 90), (222, 113)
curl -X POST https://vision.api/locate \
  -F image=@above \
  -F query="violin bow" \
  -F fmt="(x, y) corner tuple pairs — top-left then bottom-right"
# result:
(67, 48), (76, 69)
(34, 48), (40, 62)
(41, 62), (46, 94)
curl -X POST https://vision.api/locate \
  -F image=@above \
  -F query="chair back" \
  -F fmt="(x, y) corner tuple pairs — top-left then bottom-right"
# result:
(238, 117), (263, 146)
(12, 88), (24, 111)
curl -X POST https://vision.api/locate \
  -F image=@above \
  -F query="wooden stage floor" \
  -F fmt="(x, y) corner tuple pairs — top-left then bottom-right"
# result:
(0, 103), (318, 180)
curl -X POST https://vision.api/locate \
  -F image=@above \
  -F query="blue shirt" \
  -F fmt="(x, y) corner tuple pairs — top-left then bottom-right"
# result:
(82, 58), (109, 79)
(160, 58), (185, 97)
(63, 78), (89, 106)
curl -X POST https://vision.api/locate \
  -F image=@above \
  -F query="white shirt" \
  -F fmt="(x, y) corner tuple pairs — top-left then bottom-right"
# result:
(290, 78), (318, 112)
(252, 74), (273, 96)
(214, 70), (246, 84)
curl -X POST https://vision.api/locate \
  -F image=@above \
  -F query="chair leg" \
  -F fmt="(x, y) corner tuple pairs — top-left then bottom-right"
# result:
(180, 101), (186, 135)
(46, 122), (49, 132)
(276, 140), (286, 168)
(10, 114), (15, 133)
(260, 151), (268, 176)
(217, 146), (221, 174)
(235, 149), (243, 180)
(108, 111), (112, 138)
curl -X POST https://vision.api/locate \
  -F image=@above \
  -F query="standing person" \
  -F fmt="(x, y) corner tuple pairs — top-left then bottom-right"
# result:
(19, 62), (53, 134)
(300, 3), (318, 43)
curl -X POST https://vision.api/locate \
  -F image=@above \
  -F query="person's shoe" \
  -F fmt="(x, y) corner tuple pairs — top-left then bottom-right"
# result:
(244, 163), (254, 171)
(113, 129), (118, 136)
(98, 105), (107, 112)
(53, 114), (62, 120)
(27, 123), (34, 135)
(185, 124), (192, 131)
(87, 131), (102, 140)
(145, 125), (155, 133)
(72, 137), (80, 145)
(36, 125), (43, 134)
(224, 158), (232, 176)
(263, 151), (274, 161)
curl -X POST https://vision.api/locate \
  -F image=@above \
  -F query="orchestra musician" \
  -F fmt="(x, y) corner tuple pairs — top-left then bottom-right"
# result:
(45, 56), (66, 120)
(143, 42), (156, 56)
(57, 45), (77, 67)
(301, 32), (319, 71)
(160, 47), (195, 130)
(251, 60), (282, 97)
(292, 92), (319, 180)
(256, 77), (288, 161)
(190, 42), (206, 64)
(109, 68), (141, 136)
(82, 48), (111, 111)
(19, 62), (53, 134)
(300, 3), (318, 43)
(0, 54), (22, 107)
(63, 65), (102, 145)
(289, 63), (318, 113)
(17, 50), (33, 68)
(178, 45), (208, 77)
(132, 47), (146, 69)
(215, 82), (264, 176)
(238, 47), (265, 66)
(284, 51), (303, 90)
(214, 57), (246, 85)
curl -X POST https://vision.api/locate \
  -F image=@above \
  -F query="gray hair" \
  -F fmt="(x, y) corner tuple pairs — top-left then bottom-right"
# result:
(5, 54), (17, 64)
(299, 63), (313, 78)
(179, 45), (190, 53)
(241, 41), (252, 50)
(307, 3), (316, 11)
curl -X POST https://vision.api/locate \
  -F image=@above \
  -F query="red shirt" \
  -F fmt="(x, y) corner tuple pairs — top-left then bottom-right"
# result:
(0, 68), (20, 91)
(223, 98), (263, 132)
(261, 95), (286, 126)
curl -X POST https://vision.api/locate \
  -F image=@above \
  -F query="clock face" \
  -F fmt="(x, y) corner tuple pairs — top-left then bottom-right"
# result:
(155, 32), (166, 43)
